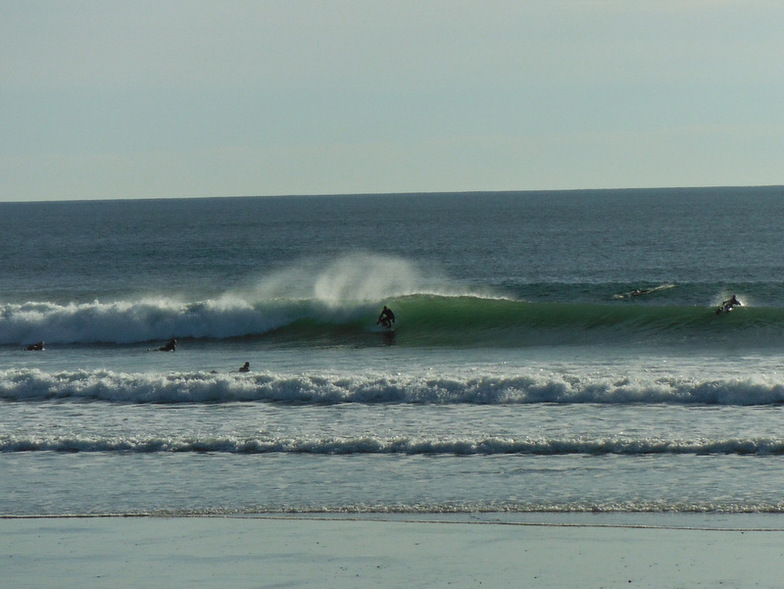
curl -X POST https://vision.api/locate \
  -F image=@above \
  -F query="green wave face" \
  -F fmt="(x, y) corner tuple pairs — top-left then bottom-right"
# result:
(2, 293), (778, 349)
(265, 295), (784, 349)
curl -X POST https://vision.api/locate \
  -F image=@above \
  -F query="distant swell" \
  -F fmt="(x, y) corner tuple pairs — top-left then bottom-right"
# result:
(2, 369), (784, 405)
(3, 435), (784, 456)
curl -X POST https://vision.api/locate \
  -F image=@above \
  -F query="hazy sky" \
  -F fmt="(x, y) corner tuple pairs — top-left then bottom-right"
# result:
(2, 1), (783, 201)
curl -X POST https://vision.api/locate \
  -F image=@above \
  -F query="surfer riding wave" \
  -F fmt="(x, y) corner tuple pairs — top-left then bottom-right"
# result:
(376, 305), (395, 329)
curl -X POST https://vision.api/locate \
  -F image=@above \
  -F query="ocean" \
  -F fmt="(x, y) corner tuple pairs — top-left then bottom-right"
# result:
(2, 187), (784, 516)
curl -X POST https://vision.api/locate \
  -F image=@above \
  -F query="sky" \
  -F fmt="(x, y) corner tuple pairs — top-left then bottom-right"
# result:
(2, 1), (783, 201)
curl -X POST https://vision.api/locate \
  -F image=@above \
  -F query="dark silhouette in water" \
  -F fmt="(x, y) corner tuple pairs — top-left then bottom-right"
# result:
(239, 362), (250, 372)
(376, 305), (395, 329)
(612, 283), (675, 300)
(26, 341), (45, 351)
(157, 338), (177, 351)
(716, 295), (741, 314)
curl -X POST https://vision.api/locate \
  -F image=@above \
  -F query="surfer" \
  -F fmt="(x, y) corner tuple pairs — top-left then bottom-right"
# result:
(157, 338), (177, 352)
(613, 284), (676, 300)
(239, 362), (250, 373)
(376, 305), (395, 329)
(716, 295), (741, 314)
(25, 341), (45, 351)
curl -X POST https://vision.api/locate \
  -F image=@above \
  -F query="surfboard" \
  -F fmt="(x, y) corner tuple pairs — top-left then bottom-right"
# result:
(715, 297), (741, 314)
(612, 283), (675, 300)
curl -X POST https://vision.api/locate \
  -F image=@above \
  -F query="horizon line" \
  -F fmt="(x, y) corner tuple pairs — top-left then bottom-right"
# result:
(2, 183), (782, 205)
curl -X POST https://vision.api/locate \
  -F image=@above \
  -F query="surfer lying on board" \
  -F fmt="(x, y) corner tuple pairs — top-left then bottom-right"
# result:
(157, 338), (177, 351)
(612, 284), (676, 300)
(716, 295), (741, 314)
(376, 305), (395, 329)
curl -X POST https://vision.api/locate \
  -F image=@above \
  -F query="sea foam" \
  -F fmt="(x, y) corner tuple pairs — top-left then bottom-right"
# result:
(2, 368), (784, 406)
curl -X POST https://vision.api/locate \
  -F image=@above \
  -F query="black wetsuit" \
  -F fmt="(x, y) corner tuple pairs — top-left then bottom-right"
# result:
(377, 307), (395, 328)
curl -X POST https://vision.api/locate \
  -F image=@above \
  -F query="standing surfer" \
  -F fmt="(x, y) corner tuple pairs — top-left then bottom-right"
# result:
(376, 305), (395, 329)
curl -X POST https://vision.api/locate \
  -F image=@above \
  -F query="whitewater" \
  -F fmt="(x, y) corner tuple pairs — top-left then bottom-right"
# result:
(2, 188), (784, 516)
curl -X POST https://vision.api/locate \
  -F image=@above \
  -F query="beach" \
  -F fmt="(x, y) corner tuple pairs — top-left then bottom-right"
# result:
(3, 514), (783, 588)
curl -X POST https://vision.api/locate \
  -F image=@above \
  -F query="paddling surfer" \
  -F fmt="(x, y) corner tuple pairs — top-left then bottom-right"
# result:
(157, 338), (177, 351)
(716, 295), (741, 314)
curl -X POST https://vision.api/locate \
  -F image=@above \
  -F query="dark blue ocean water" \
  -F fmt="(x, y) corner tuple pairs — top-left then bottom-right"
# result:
(3, 186), (784, 306)
(2, 187), (784, 515)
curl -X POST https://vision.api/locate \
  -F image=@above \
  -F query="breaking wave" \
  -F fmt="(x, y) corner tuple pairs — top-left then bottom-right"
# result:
(2, 368), (784, 405)
(3, 433), (784, 456)
(2, 293), (784, 348)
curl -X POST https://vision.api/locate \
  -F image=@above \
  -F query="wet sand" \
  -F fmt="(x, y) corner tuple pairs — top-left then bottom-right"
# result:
(2, 514), (783, 588)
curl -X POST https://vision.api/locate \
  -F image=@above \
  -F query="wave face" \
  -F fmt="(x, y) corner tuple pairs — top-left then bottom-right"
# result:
(3, 368), (784, 405)
(2, 293), (783, 348)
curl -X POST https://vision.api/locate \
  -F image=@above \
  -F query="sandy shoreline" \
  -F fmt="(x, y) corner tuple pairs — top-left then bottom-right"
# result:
(3, 513), (783, 588)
